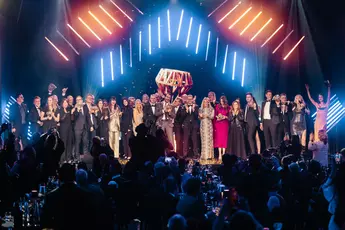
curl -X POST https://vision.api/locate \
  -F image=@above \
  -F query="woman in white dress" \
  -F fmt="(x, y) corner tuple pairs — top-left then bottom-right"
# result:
(199, 98), (215, 160)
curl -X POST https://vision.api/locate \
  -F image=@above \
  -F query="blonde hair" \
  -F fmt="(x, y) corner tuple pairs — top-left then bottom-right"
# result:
(202, 97), (210, 108)
(294, 94), (304, 103)
(135, 99), (143, 113)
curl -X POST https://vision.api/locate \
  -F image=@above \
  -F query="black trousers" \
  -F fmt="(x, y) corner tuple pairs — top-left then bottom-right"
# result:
(122, 131), (132, 158)
(174, 125), (183, 156)
(263, 119), (278, 149)
(60, 125), (73, 162)
(74, 128), (88, 159)
(278, 121), (290, 142)
(182, 125), (198, 157)
(88, 129), (96, 152)
(246, 124), (258, 154)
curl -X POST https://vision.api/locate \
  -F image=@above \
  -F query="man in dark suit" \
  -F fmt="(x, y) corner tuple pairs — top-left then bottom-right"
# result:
(73, 96), (88, 161)
(260, 90), (280, 149)
(85, 94), (98, 152)
(9, 93), (28, 142)
(28, 96), (43, 134)
(173, 98), (184, 156)
(156, 94), (176, 145)
(143, 94), (159, 136)
(181, 95), (199, 158)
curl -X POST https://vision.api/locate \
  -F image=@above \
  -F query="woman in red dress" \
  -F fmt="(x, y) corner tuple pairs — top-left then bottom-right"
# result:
(214, 96), (231, 160)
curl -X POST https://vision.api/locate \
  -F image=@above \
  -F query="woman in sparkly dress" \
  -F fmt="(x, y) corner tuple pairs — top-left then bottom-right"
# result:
(291, 95), (309, 147)
(214, 96), (231, 160)
(306, 83), (331, 141)
(199, 98), (215, 160)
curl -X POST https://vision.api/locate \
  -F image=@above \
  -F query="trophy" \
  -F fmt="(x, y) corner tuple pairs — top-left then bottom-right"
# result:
(48, 83), (57, 95)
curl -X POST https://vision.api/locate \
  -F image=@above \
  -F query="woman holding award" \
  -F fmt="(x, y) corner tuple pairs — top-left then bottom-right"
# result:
(40, 96), (60, 133)
(199, 98), (215, 160)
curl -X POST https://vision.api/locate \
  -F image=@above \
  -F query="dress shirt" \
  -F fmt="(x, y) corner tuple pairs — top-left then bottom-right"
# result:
(188, 105), (192, 114)
(87, 104), (94, 125)
(36, 107), (41, 116)
(150, 103), (156, 115)
(263, 101), (271, 120)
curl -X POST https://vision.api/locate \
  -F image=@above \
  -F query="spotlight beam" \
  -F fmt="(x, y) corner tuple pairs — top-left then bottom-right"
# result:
(196, 24), (202, 54)
(215, 37), (219, 67)
(110, 51), (114, 80)
(229, 7), (252, 29)
(78, 17), (101, 41)
(209, 0), (229, 18)
(101, 58), (104, 87)
(56, 30), (80, 55)
(67, 24), (91, 48)
(88, 11), (112, 34)
(186, 17), (193, 48)
(240, 11), (262, 35)
(99, 5), (123, 28)
(222, 45), (229, 73)
(129, 37), (132, 67)
(283, 36), (305, 60)
(232, 52), (236, 80)
(250, 18), (272, 41)
(218, 1), (241, 23)
(261, 24), (284, 47)
(45, 37), (69, 61)
(110, 0), (133, 22)
(205, 31), (211, 61)
(272, 30), (294, 54)
(125, 0), (144, 15)
(176, 10), (184, 40)
(241, 58), (246, 87)
(167, 10), (171, 42)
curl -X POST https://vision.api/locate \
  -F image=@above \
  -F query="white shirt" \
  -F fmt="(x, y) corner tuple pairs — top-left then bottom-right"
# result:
(36, 107), (41, 116)
(175, 106), (179, 114)
(151, 104), (155, 115)
(87, 104), (94, 125)
(308, 141), (329, 167)
(263, 101), (271, 120)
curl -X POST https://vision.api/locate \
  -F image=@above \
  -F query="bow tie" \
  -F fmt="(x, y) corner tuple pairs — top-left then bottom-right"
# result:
(266, 100), (271, 102)
(188, 105), (193, 107)
(151, 105), (155, 107)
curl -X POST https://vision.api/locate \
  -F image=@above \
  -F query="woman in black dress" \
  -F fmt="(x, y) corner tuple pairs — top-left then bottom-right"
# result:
(59, 99), (73, 162)
(120, 97), (133, 159)
(40, 96), (60, 133)
(227, 100), (246, 159)
(96, 99), (109, 140)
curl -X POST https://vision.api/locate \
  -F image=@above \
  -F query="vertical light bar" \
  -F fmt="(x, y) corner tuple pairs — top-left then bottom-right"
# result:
(250, 18), (272, 41)
(44, 37), (69, 61)
(88, 11), (112, 34)
(218, 1), (242, 23)
(241, 58), (246, 87)
(205, 31), (211, 61)
(196, 24), (202, 54)
(56, 30), (80, 55)
(120, 44), (123, 74)
(240, 11), (262, 35)
(272, 30), (294, 54)
(101, 58), (104, 87)
(78, 17), (102, 41)
(110, 0), (133, 22)
(129, 37), (132, 67)
(110, 51), (114, 80)
(67, 24), (91, 48)
(261, 24), (284, 47)
(232, 52), (237, 80)
(215, 37), (219, 67)
(149, 24), (152, 54)
(222, 45), (229, 73)
(177, 10), (184, 40)
(158, 17), (161, 48)
(283, 36), (305, 60)
(229, 7), (252, 29)
(167, 10), (171, 42)
(139, 31), (142, 61)
(99, 5), (123, 28)
(186, 17), (193, 48)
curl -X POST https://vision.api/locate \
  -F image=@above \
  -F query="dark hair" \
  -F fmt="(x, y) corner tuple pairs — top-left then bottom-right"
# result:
(60, 98), (68, 108)
(220, 95), (228, 106)
(265, 90), (273, 94)
(33, 96), (41, 101)
(280, 93), (287, 97)
(58, 163), (76, 183)
(16, 93), (23, 99)
(184, 178), (201, 197)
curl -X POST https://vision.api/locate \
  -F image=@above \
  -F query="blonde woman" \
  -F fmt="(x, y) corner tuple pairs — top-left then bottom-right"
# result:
(108, 97), (121, 158)
(199, 98), (215, 160)
(291, 94), (309, 147)
(133, 99), (144, 136)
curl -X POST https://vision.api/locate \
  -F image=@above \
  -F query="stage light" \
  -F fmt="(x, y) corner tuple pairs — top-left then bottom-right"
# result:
(167, 10), (171, 42)
(120, 44), (123, 74)
(139, 31), (142, 61)
(44, 37), (69, 61)
(57, 30), (80, 55)
(99, 5), (123, 28)
(261, 24), (284, 47)
(209, 0), (229, 18)
(283, 36), (305, 60)
(222, 45), (228, 74)
(327, 103), (342, 120)
(250, 18), (272, 41)
(240, 11), (262, 36)
(241, 58), (246, 87)
(215, 37), (219, 67)
(125, 0), (144, 15)
(327, 110), (345, 132)
(186, 17), (193, 48)
(149, 24), (152, 54)
(110, 51), (114, 80)
(110, 0), (133, 22)
(218, 1), (241, 23)
(232, 52), (237, 80)
(78, 17), (101, 41)
(196, 24), (202, 54)
(327, 107), (345, 126)
(101, 58), (104, 87)
(205, 31), (211, 61)
(88, 11), (112, 34)
(177, 10), (184, 40)
(158, 17), (161, 48)
(67, 24), (91, 48)
(272, 30), (294, 54)
(129, 37), (132, 67)
(229, 7), (252, 29)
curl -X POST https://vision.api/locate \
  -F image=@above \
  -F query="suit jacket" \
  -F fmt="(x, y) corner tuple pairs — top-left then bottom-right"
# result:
(181, 104), (199, 128)
(244, 105), (260, 127)
(155, 102), (176, 128)
(143, 103), (158, 127)
(73, 106), (87, 131)
(120, 106), (133, 133)
(9, 102), (28, 130)
(28, 106), (42, 133)
(84, 104), (98, 131)
(174, 105), (184, 127)
(261, 101), (281, 125)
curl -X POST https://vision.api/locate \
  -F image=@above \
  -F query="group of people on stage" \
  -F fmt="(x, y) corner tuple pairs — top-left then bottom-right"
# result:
(8, 82), (331, 162)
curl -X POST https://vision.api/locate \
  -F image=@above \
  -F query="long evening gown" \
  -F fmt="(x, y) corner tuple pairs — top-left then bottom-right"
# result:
(42, 107), (59, 133)
(214, 104), (230, 148)
(291, 104), (307, 146)
(227, 111), (246, 159)
(97, 108), (109, 140)
(59, 109), (73, 162)
(199, 107), (214, 160)
(314, 106), (328, 141)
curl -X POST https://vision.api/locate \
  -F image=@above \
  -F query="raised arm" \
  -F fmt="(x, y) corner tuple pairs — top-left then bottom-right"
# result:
(305, 84), (318, 107)
(326, 85), (331, 107)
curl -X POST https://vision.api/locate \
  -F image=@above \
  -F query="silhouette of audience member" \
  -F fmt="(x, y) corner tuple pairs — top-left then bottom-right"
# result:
(168, 214), (187, 230)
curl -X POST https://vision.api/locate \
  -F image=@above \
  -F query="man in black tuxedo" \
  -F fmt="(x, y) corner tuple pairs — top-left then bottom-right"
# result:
(278, 93), (292, 142)
(173, 97), (184, 156)
(143, 94), (159, 136)
(85, 94), (98, 152)
(28, 96), (43, 134)
(73, 96), (88, 161)
(260, 90), (280, 149)
(181, 95), (199, 158)
(9, 93), (28, 142)
(156, 94), (176, 145)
